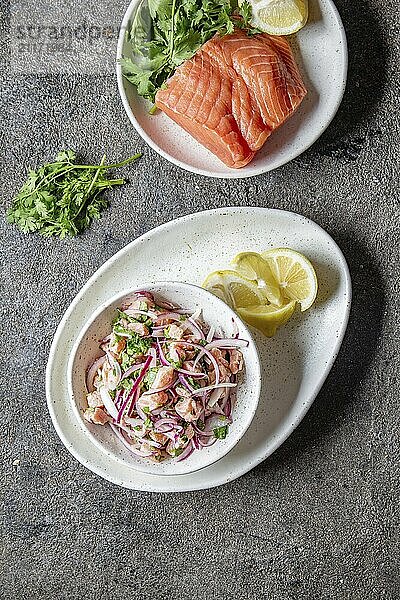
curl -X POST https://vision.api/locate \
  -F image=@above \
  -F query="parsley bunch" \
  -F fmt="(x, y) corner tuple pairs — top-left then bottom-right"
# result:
(6, 150), (141, 238)
(121, 0), (255, 103)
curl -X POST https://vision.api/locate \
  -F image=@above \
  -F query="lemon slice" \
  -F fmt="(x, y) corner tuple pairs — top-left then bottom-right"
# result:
(237, 302), (296, 337)
(202, 270), (266, 309)
(261, 248), (317, 311)
(246, 0), (308, 36)
(231, 251), (283, 306)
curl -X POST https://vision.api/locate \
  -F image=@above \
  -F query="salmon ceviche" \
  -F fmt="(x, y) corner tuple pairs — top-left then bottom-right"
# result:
(84, 291), (247, 461)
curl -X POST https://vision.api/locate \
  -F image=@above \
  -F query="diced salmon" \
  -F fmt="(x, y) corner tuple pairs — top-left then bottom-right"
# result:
(168, 324), (185, 340)
(138, 391), (169, 412)
(210, 348), (232, 383)
(175, 397), (202, 422)
(126, 321), (149, 336)
(83, 407), (112, 425)
(169, 342), (186, 363)
(87, 391), (103, 408)
(151, 366), (175, 390)
(229, 349), (243, 375)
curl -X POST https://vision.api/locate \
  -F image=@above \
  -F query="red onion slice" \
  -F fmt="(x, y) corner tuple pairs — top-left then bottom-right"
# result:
(178, 373), (195, 393)
(155, 311), (185, 322)
(110, 425), (153, 457)
(206, 325), (215, 343)
(176, 441), (195, 462)
(142, 379), (177, 396)
(121, 291), (154, 310)
(157, 341), (207, 378)
(121, 363), (144, 380)
(99, 386), (118, 420)
(177, 341), (219, 385)
(147, 347), (157, 368)
(123, 308), (158, 320)
(198, 436), (217, 448)
(180, 318), (204, 338)
(191, 382), (236, 397)
(135, 291), (155, 302)
(144, 438), (163, 449)
(154, 417), (178, 428)
(154, 300), (178, 310)
(116, 355), (152, 423)
(223, 398), (232, 418)
(135, 402), (148, 421)
(154, 424), (174, 434)
(115, 389), (124, 409)
(105, 351), (122, 389)
(85, 355), (106, 393)
(205, 338), (248, 350)
(192, 424), (214, 437)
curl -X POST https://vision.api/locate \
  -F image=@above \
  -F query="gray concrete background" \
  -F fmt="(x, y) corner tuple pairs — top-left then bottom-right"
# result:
(1, 0), (399, 598)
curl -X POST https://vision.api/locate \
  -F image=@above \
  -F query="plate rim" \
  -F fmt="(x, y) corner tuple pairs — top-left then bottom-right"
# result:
(115, 0), (348, 179)
(46, 207), (352, 491)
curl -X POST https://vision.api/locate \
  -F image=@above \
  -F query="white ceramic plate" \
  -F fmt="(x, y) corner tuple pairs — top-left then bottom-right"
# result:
(46, 207), (351, 491)
(116, 0), (347, 178)
(67, 282), (261, 476)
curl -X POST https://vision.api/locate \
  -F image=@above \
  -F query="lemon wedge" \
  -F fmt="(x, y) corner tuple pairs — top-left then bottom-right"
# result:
(245, 0), (308, 36)
(203, 247), (317, 336)
(261, 248), (318, 311)
(202, 270), (266, 309)
(231, 251), (283, 306)
(237, 302), (296, 337)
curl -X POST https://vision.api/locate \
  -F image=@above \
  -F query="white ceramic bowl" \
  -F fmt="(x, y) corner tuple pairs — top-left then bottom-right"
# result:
(67, 282), (261, 476)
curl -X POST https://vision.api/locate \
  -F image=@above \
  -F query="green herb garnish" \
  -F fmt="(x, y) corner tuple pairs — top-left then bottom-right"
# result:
(121, 0), (257, 103)
(122, 333), (152, 355)
(187, 377), (201, 390)
(6, 150), (141, 238)
(196, 418), (205, 431)
(166, 355), (183, 368)
(143, 368), (158, 389)
(169, 447), (183, 457)
(118, 377), (135, 391)
(213, 425), (228, 439)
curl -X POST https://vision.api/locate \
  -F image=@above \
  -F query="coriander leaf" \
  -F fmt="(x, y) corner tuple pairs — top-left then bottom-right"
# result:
(213, 425), (228, 439)
(121, 0), (248, 103)
(6, 150), (142, 238)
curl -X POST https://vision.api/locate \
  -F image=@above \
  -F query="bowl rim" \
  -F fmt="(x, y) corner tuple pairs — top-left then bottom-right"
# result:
(67, 281), (261, 476)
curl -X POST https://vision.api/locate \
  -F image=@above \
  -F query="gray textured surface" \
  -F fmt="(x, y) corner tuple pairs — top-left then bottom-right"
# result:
(1, 0), (399, 598)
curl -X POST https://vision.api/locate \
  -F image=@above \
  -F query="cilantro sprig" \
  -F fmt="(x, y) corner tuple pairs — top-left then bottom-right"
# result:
(121, 0), (257, 103)
(213, 425), (228, 439)
(6, 149), (141, 238)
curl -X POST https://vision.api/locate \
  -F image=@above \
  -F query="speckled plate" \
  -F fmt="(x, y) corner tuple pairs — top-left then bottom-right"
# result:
(116, 0), (347, 178)
(46, 207), (351, 491)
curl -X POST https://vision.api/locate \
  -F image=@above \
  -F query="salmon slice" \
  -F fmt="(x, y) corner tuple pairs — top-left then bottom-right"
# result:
(155, 30), (307, 168)
(204, 32), (307, 130)
(156, 51), (255, 169)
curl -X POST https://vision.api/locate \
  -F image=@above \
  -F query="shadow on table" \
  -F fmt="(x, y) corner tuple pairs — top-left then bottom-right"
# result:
(254, 234), (385, 473)
(307, 0), (388, 157)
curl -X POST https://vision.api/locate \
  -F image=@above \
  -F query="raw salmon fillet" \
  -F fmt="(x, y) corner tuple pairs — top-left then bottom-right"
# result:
(155, 30), (307, 169)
